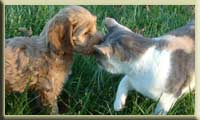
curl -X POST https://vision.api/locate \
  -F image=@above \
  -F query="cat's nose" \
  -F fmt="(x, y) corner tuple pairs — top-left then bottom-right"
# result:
(96, 59), (103, 66)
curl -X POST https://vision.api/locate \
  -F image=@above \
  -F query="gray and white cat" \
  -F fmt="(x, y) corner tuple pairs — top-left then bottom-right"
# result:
(94, 18), (195, 115)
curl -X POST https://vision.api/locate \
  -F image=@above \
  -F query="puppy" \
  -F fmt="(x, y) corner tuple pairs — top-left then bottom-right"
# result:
(5, 6), (102, 114)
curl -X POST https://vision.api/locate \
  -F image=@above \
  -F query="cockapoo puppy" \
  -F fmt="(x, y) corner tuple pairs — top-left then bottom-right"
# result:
(5, 6), (102, 114)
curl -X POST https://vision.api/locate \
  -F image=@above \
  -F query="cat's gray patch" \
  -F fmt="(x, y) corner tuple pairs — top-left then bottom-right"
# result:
(165, 50), (194, 97)
(168, 21), (195, 40)
(103, 29), (154, 62)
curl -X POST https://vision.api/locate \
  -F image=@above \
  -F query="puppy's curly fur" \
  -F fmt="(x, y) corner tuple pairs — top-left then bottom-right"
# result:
(5, 6), (102, 114)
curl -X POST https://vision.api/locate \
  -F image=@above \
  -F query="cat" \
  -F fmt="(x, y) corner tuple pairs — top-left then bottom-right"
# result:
(94, 17), (195, 115)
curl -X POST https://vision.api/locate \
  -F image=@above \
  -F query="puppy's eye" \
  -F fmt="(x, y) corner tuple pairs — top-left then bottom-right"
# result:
(84, 31), (90, 35)
(85, 29), (94, 35)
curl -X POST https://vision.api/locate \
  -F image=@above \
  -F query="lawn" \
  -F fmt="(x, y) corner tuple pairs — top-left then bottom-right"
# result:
(5, 5), (195, 115)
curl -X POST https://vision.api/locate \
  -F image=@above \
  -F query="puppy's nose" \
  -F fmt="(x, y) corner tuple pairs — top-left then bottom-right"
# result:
(96, 32), (104, 40)
(93, 32), (104, 44)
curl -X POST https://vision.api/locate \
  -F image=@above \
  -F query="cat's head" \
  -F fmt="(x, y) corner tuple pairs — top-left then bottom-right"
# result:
(94, 17), (151, 74)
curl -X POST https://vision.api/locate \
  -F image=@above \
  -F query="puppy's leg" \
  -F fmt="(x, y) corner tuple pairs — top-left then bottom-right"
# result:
(40, 90), (59, 114)
(51, 101), (59, 115)
(114, 75), (131, 111)
(40, 78), (65, 114)
(153, 92), (177, 115)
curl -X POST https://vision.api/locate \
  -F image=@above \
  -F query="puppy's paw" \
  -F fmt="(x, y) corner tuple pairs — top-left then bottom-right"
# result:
(50, 103), (59, 115)
(114, 100), (124, 111)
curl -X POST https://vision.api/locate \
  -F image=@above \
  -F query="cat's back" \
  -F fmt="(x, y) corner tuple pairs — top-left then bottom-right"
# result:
(157, 21), (194, 54)
(155, 21), (195, 97)
(132, 21), (195, 99)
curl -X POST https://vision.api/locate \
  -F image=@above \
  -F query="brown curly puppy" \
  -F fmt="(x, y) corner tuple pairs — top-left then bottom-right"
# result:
(5, 6), (102, 114)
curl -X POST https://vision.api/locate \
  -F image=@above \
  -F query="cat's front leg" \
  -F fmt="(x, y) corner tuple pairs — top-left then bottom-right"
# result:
(114, 76), (131, 111)
(153, 92), (177, 115)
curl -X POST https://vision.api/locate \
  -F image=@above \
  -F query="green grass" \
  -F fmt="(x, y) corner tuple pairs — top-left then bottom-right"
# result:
(5, 5), (195, 115)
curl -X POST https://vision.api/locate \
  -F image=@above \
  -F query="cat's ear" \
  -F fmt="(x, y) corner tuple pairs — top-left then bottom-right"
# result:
(105, 17), (132, 32)
(105, 17), (118, 29)
(94, 45), (112, 58)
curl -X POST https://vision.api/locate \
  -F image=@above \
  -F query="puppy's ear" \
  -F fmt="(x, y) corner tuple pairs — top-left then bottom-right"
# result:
(48, 18), (74, 52)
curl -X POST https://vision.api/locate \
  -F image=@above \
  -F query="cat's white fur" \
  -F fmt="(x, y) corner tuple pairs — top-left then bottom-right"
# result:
(108, 37), (194, 114)
(102, 18), (195, 115)
(107, 44), (174, 114)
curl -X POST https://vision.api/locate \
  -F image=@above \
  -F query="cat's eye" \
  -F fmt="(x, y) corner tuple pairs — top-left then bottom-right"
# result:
(94, 49), (103, 56)
(94, 49), (107, 58)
